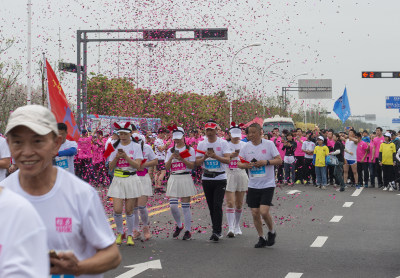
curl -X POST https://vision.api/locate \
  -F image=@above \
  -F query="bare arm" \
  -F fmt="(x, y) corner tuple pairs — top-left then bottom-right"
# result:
(0, 157), (10, 169)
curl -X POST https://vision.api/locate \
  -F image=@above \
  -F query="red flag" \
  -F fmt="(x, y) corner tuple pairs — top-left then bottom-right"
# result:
(103, 143), (115, 159)
(239, 156), (250, 163)
(179, 149), (191, 159)
(140, 158), (147, 165)
(195, 149), (206, 155)
(46, 60), (80, 141)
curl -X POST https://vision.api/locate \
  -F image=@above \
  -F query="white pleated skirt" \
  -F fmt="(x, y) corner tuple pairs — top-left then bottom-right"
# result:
(137, 174), (153, 197)
(166, 174), (197, 198)
(226, 169), (249, 192)
(107, 175), (143, 199)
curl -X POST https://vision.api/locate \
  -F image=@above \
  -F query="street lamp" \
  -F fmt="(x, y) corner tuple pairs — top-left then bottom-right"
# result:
(203, 43), (262, 124)
(270, 71), (308, 114)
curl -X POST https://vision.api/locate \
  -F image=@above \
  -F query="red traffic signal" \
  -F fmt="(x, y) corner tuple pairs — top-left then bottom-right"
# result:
(362, 72), (381, 78)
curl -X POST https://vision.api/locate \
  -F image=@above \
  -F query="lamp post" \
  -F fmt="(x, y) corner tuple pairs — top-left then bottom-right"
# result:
(270, 71), (307, 115)
(203, 43), (261, 124)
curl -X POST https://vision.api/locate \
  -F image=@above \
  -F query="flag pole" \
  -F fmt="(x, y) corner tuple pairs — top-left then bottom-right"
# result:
(43, 54), (50, 110)
(27, 0), (32, 105)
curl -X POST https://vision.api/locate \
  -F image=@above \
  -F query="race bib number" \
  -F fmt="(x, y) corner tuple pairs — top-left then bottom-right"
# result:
(204, 159), (221, 170)
(171, 161), (186, 172)
(117, 157), (132, 168)
(55, 157), (68, 169)
(249, 166), (266, 178)
(229, 159), (238, 169)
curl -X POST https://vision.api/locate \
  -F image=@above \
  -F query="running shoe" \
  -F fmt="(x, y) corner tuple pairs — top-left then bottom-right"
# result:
(116, 233), (123, 245)
(234, 227), (242, 235)
(254, 236), (267, 248)
(209, 233), (219, 242)
(364, 184), (369, 188)
(266, 231), (276, 246)
(383, 186), (388, 191)
(356, 184), (360, 189)
(126, 235), (134, 246)
(321, 186), (327, 190)
(173, 224), (184, 238)
(227, 230), (235, 238)
(182, 231), (192, 240)
(389, 186), (394, 192)
(295, 180), (301, 184)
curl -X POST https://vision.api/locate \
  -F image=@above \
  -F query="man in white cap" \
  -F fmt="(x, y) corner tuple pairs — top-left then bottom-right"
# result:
(1, 105), (121, 277)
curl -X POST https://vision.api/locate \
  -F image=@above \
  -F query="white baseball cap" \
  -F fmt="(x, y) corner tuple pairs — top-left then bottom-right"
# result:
(384, 132), (391, 137)
(317, 136), (324, 141)
(230, 127), (242, 138)
(172, 127), (185, 140)
(5, 105), (59, 136)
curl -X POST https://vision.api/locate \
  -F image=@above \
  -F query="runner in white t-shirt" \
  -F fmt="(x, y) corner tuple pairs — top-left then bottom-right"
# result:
(132, 134), (158, 241)
(0, 186), (49, 277)
(165, 126), (197, 240)
(154, 127), (169, 193)
(0, 136), (11, 182)
(225, 123), (248, 237)
(196, 120), (231, 242)
(238, 123), (282, 248)
(343, 129), (359, 186)
(55, 123), (78, 174)
(107, 122), (144, 247)
(2, 105), (121, 277)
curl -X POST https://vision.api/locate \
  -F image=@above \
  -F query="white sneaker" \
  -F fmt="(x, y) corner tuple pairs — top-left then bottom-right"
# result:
(234, 227), (242, 235)
(383, 186), (388, 191)
(389, 186), (394, 192)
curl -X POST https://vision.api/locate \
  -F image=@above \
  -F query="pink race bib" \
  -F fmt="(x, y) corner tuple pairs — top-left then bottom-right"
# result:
(171, 161), (186, 172)
(117, 157), (132, 168)
(229, 159), (238, 169)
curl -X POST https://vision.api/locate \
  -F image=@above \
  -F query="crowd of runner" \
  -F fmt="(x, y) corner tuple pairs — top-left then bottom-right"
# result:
(1, 104), (400, 277)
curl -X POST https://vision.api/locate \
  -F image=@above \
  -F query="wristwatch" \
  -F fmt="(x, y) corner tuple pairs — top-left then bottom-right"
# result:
(266, 160), (270, 166)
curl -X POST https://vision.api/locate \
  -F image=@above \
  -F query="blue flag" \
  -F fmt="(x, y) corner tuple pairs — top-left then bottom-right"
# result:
(333, 87), (351, 124)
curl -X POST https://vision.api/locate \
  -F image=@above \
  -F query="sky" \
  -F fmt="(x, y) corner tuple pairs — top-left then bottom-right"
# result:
(1, 0), (400, 128)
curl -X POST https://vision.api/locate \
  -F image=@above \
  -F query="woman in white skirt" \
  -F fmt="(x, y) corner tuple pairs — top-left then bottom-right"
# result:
(165, 126), (197, 240)
(108, 122), (144, 246)
(225, 123), (249, 237)
(132, 134), (158, 241)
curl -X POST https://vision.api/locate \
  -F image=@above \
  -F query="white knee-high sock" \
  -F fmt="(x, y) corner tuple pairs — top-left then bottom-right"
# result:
(133, 207), (140, 230)
(139, 206), (149, 226)
(169, 199), (182, 227)
(234, 209), (243, 228)
(226, 207), (235, 231)
(126, 214), (134, 236)
(181, 203), (191, 231)
(114, 213), (123, 234)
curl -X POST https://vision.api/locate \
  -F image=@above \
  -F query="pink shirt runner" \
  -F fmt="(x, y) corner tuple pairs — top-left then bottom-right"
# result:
(294, 137), (307, 156)
(272, 136), (285, 159)
(327, 138), (335, 149)
(77, 136), (92, 159)
(356, 141), (368, 162)
(372, 136), (385, 158)
(92, 138), (106, 164)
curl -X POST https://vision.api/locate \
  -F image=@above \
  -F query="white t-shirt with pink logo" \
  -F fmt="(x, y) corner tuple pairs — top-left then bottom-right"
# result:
(0, 187), (49, 277)
(109, 141), (144, 172)
(239, 139), (280, 189)
(166, 146), (196, 174)
(197, 137), (231, 180)
(1, 168), (115, 278)
(142, 143), (157, 169)
(227, 141), (247, 170)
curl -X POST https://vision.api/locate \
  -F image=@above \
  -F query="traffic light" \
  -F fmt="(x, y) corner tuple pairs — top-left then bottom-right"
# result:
(362, 72), (381, 78)
(393, 72), (400, 78)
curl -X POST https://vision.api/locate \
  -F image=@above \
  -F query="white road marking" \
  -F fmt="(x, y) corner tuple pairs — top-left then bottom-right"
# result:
(285, 273), (303, 278)
(351, 187), (364, 196)
(115, 260), (162, 278)
(329, 215), (343, 222)
(287, 190), (302, 194)
(343, 202), (353, 207)
(310, 236), (328, 247)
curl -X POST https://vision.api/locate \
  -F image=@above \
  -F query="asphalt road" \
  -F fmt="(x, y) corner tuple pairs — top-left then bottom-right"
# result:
(104, 184), (400, 278)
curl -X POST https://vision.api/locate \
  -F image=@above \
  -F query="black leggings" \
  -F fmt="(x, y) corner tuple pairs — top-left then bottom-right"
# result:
(202, 179), (226, 235)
